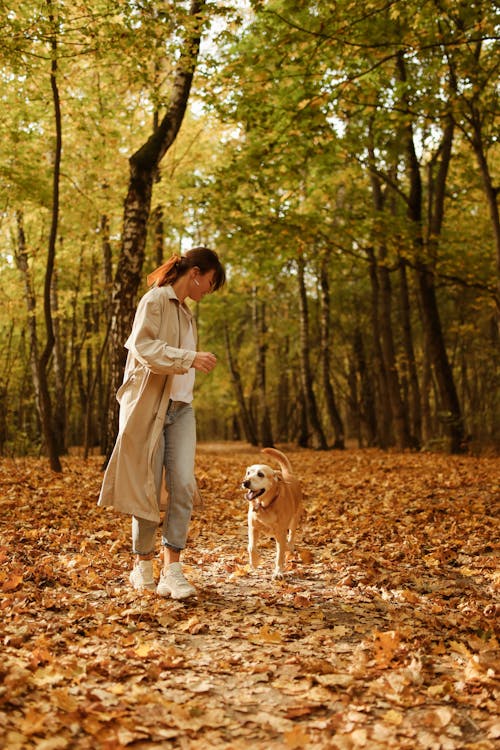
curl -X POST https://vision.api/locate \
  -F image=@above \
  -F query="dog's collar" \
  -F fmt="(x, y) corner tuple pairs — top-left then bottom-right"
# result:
(251, 493), (278, 512)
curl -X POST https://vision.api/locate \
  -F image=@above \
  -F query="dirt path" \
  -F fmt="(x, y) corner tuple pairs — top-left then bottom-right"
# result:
(0, 445), (498, 748)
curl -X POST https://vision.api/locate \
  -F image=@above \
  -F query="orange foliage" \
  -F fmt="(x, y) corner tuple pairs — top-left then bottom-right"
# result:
(0, 445), (498, 748)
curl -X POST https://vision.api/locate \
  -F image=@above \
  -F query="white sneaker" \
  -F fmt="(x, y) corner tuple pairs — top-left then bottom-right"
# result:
(129, 560), (155, 591)
(157, 562), (196, 600)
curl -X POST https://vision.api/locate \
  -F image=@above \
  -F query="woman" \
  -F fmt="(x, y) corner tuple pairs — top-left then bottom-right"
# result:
(98, 247), (226, 599)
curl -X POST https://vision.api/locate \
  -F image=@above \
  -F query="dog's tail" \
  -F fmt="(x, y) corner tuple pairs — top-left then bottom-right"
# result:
(261, 447), (293, 477)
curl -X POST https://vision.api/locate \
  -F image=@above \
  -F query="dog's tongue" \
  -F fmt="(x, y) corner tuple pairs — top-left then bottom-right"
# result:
(245, 490), (254, 501)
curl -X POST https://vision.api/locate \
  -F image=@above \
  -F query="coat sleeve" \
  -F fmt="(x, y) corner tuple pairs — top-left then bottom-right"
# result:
(126, 291), (196, 375)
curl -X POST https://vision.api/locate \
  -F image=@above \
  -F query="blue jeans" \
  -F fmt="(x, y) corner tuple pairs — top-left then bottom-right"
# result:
(132, 401), (196, 555)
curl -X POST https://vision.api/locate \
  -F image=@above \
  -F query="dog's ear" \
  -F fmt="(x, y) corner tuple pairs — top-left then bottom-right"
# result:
(274, 470), (283, 481)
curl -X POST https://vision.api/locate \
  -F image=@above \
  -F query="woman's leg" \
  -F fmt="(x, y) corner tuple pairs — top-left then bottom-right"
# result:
(159, 402), (197, 599)
(162, 403), (197, 554)
(129, 516), (158, 590)
(131, 516), (157, 557)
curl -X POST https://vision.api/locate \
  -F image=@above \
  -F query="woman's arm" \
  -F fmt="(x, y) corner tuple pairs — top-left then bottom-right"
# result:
(126, 292), (195, 375)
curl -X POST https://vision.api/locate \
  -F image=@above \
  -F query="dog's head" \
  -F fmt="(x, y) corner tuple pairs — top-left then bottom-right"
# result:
(241, 463), (280, 503)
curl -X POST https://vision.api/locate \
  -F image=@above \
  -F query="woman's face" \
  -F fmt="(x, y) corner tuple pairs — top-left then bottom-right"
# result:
(190, 269), (216, 302)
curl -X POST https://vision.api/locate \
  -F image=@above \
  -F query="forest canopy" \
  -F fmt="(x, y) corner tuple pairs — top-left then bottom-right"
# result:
(0, 0), (499, 462)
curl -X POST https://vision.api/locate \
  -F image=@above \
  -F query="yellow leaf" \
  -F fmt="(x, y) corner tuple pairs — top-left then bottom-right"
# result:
(257, 624), (283, 643)
(51, 688), (79, 712)
(134, 641), (153, 657)
(383, 709), (403, 725)
(284, 725), (310, 748)
(332, 625), (349, 638)
(449, 640), (471, 657)
(427, 683), (447, 697)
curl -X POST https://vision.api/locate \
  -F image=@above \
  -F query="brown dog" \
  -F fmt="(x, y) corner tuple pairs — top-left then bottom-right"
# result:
(242, 448), (303, 579)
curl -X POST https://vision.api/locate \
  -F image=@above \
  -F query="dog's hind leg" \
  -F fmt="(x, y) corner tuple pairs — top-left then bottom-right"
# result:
(286, 509), (301, 553)
(273, 532), (288, 579)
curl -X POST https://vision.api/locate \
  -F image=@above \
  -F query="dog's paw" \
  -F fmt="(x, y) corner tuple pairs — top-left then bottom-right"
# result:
(272, 570), (285, 580)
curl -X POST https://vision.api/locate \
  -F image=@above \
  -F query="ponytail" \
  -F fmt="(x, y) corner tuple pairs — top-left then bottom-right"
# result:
(147, 247), (226, 291)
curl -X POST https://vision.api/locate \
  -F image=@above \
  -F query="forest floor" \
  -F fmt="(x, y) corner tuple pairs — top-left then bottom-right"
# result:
(0, 443), (498, 750)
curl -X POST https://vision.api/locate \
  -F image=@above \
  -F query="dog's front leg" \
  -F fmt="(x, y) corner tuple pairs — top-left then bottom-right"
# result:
(273, 532), (288, 579)
(247, 511), (261, 570)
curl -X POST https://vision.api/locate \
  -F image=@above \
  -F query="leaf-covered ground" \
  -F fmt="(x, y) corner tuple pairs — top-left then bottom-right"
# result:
(0, 444), (498, 750)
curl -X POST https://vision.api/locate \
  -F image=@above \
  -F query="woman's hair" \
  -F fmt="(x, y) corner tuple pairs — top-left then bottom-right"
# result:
(147, 247), (226, 291)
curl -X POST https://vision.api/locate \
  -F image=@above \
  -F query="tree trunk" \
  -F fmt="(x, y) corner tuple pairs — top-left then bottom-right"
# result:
(152, 204), (165, 266)
(98, 214), (113, 451)
(353, 328), (377, 447)
(252, 290), (273, 446)
(15, 211), (41, 413)
(37, 2), (63, 471)
(276, 335), (291, 442)
(50, 266), (67, 455)
(296, 255), (328, 449)
(366, 247), (392, 447)
(470, 127), (500, 339)
(367, 154), (411, 449)
(223, 322), (258, 445)
(104, 0), (207, 460)
(415, 262), (464, 451)
(398, 258), (422, 447)
(377, 252), (411, 449)
(448, 38), (500, 340)
(19, 2), (63, 472)
(397, 52), (464, 452)
(319, 253), (345, 448)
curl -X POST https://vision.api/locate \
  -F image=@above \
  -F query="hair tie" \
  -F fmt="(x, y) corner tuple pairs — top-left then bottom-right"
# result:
(147, 254), (180, 287)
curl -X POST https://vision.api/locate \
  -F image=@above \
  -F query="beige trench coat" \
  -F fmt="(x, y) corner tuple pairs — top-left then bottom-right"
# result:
(98, 285), (197, 523)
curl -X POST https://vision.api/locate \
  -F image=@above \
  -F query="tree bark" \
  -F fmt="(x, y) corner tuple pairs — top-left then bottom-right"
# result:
(104, 0), (207, 460)
(398, 258), (422, 446)
(319, 253), (345, 448)
(377, 251), (411, 450)
(14, 211), (41, 415)
(50, 266), (67, 455)
(366, 247), (392, 447)
(353, 328), (377, 447)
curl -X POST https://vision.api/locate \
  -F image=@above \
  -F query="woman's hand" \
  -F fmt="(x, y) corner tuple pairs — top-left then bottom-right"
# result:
(192, 351), (217, 373)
